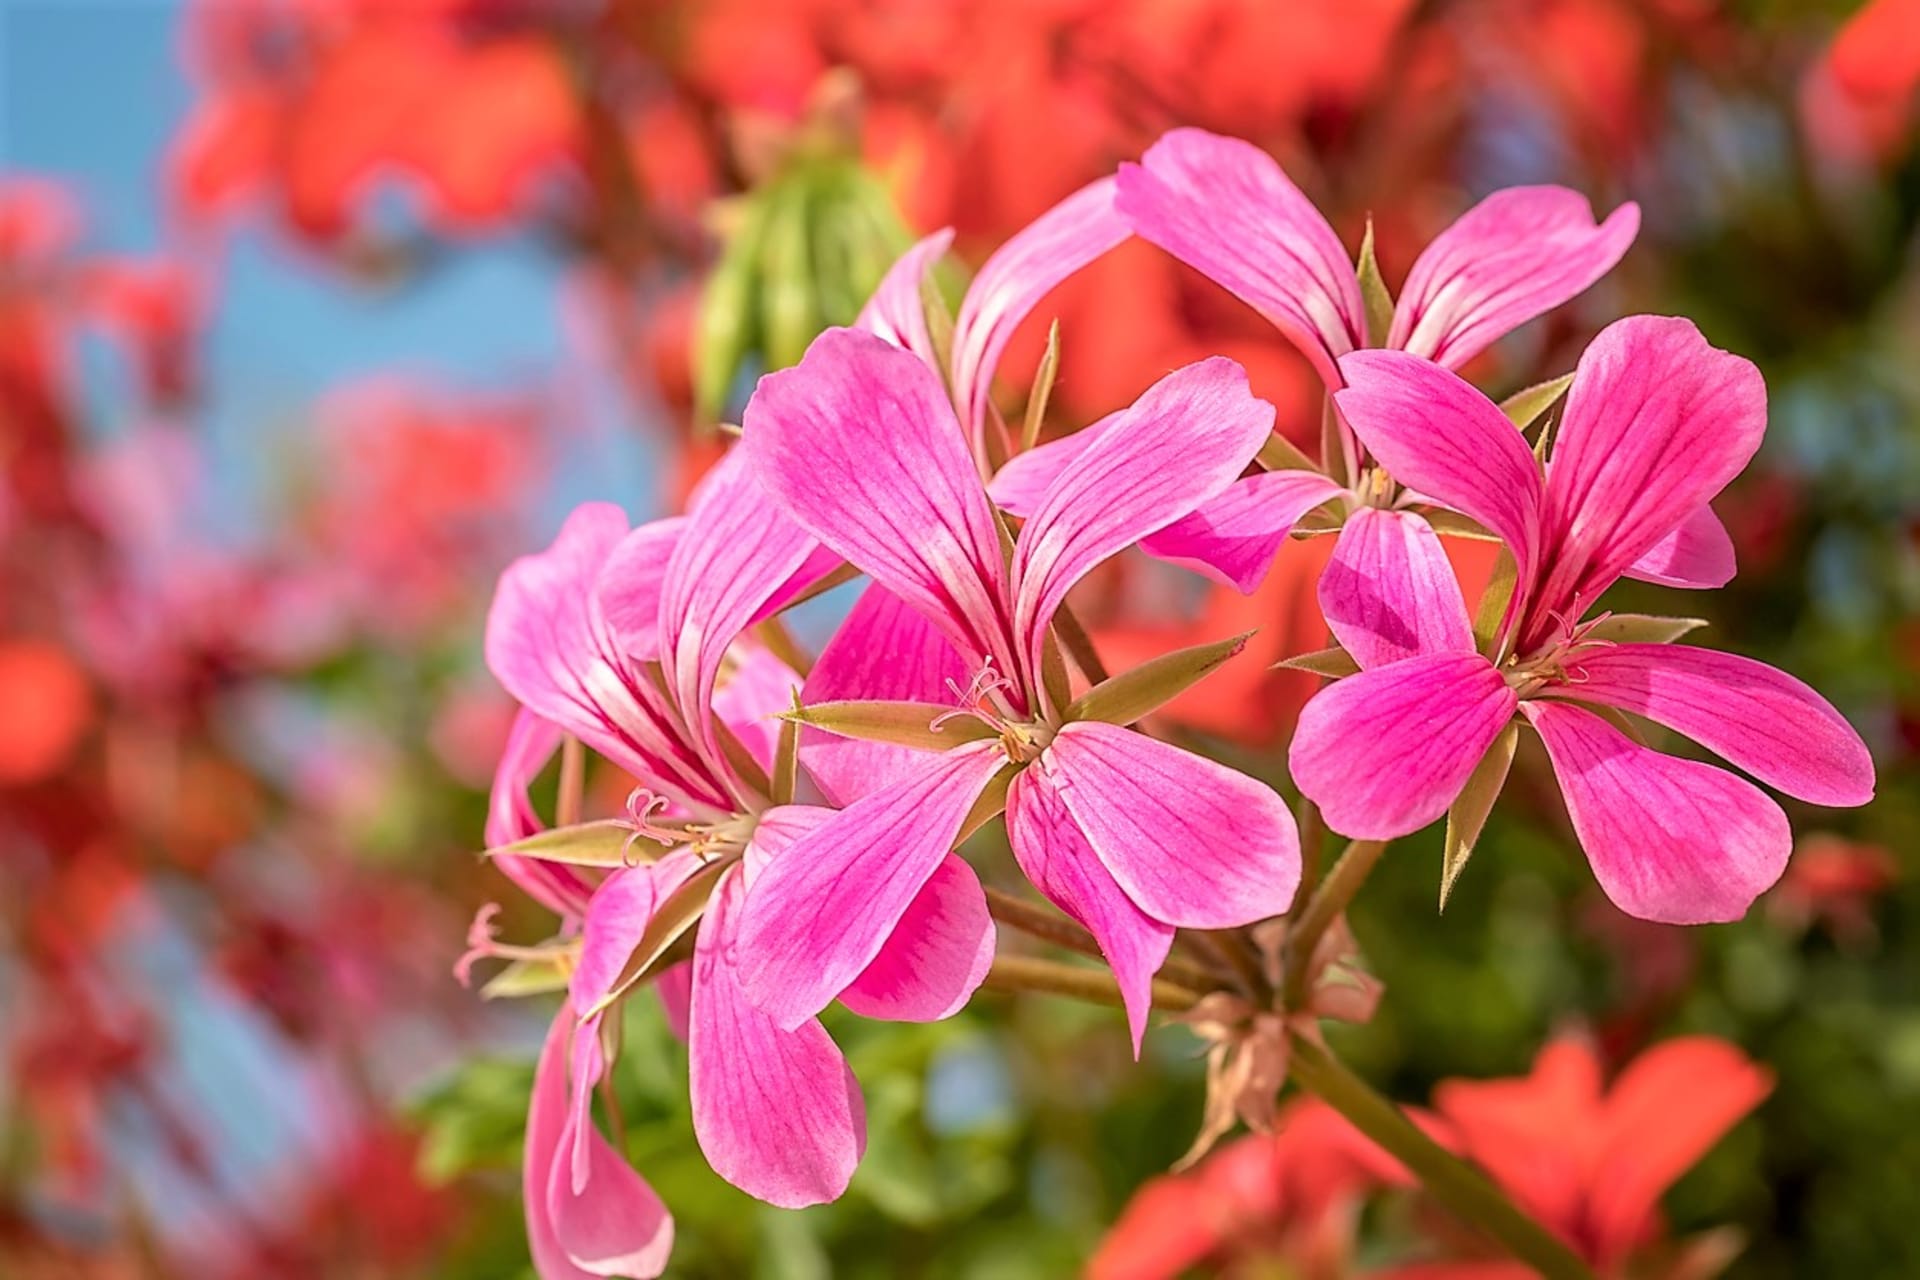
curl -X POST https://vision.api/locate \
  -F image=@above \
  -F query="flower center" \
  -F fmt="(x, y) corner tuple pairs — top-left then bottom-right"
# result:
(1502, 611), (1616, 698)
(930, 658), (1055, 763)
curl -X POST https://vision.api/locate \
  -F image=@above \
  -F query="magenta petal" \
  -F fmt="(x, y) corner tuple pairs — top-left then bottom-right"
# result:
(1039, 721), (1300, 928)
(1534, 316), (1766, 627)
(1319, 508), (1474, 669)
(655, 962), (692, 1043)
(1290, 652), (1517, 839)
(712, 641), (801, 777)
(526, 1015), (673, 1280)
(1139, 469), (1346, 594)
(1009, 357), (1274, 689)
(1334, 349), (1543, 591)
(840, 853), (994, 1023)
(743, 327), (1017, 677)
(987, 412), (1121, 518)
(487, 708), (592, 919)
(593, 517), (687, 661)
(1006, 768), (1173, 1055)
(688, 868), (864, 1208)
(1523, 701), (1791, 925)
(659, 449), (820, 782)
(1388, 187), (1639, 369)
(1622, 504), (1736, 589)
(571, 851), (705, 1017)
(1548, 644), (1874, 807)
(856, 228), (955, 371)
(735, 742), (1007, 1029)
(1117, 128), (1363, 386)
(799, 584), (971, 806)
(952, 178), (1129, 445)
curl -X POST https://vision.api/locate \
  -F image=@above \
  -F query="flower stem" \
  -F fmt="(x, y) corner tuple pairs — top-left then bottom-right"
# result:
(987, 888), (1220, 993)
(1282, 838), (1386, 1008)
(1287, 1035), (1596, 1280)
(1051, 602), (1112, 687)
(983, 954), (1199, 1013)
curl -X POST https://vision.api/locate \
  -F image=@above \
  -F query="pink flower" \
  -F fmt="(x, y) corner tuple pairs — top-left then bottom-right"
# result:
(1000, 127), (1639, 602)
(1288, 316), (1875, 924)
(481, 453), (994, 1253)
(735, 326), (1302, 1052)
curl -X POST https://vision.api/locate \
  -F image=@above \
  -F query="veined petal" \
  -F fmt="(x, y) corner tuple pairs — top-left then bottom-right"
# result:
(593, 517), (686, 661)
(743, 327), (1018, 680)
(1547, 644), (1874, 807)
(1038, 720), (1300, 929)
(527, 1015), (672, 1280)
(571, 851), (707, 1017)
(1523, 701), (1790, 924)
(712, 641), (802, 777)
(659, 448), (821, 787)
(1117, 128), (1363, 387)
(987, 412), (1121, 518)
(840, 853), (994, 1023)
(1290, 653), (1516, 839)
(799, 584), (971, 807)
(1621, 504), (1736, 589)
(1389, 187), (1639, 369)
(735, 742), (1008, 1029)
(1334, 349), (1542, 592)
(1319, 508), (1474, 669)
(1532, 317), (1766, 637)
(688, 867), (864, 1208)
(1007, 769), (1173, 1054)
(1139, 469), (1346, 594)
(487, 708), (592, 920)
(953, 178), (1129, 446)
(856, 228), (955, 370)
(1010, 358), (1274, 692)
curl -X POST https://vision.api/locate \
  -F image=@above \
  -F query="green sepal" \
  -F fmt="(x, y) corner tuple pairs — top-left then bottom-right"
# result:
(484, 819), (665, 868)
(784, 700), (994, 751)
(1580, 614), (1708, 645)
(480, 955), (572, 1001)
(1067, 632), (1254, 726)
(1499, 373), (1574, 432)
(1440, 721), (1519, 910)
(1019, 320), (1062, 453)
(1356, 217), (1396, 348)
(1275, 646), (1361, 678)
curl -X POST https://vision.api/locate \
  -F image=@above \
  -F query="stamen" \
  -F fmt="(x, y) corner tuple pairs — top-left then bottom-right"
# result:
(619, 788), (684, 865)
(929, 658), (1019, 734)
(454, 903), (565, 986)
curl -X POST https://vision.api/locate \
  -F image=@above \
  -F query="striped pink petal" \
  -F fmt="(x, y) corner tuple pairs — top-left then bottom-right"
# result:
(1621, 504), (1736, 589)
(1140, 469), (1346, 594)
(839, 852), (995, 1023)
(1319, 508), (1474, 669)
(856, 228), (955, 370)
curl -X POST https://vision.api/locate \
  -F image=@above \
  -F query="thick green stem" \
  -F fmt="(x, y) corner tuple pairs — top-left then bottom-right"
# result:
(983, 954), (1199, 1014)
(1288, 1036), (1597, 1280)
(1282, 838), (1386, 1007)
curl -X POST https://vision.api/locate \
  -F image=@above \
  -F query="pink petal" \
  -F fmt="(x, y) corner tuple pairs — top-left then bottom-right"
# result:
(592, 516), (686, 661)
(688, 867), (864, 1208)
(527, 1015), (673, 1280)
(712, 641), (802, 777)
(1006, 768), (1174, 1054)
(1333, 349), (1543, 596)
(743, 327), (1019, 680)
(1621, 504), (1736, 589)
(952, 178), (1129, 446)
(1038, 720), (1300, 929)
(1319, 508), (1474, 669)
(659, 448), (821, 787)
(799, 584), (971, 807)
(486, 708), (592, 919)
(856, 228), (955, 370)
(986, 412), (1121, 518)
(1388, 187), (1640, 369)
(1009, 357), (1274, 692)
(1138, 469), (1346, 594)
(571, 851), (706, 1017)
(1547, 643), (1874, 807)
(1532, 317), (1766, 637)
(1523, 701), (1791, 924)
(1290, 653), (1517, 839)
(735, 742), (1007, 1030)
(1117, 128), (1363, 387)
(655, 963), (692, 1043)
(840, 853), (995, 1023)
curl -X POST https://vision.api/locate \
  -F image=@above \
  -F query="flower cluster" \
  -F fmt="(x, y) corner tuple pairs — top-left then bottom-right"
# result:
(470, 127), (1874, 1277)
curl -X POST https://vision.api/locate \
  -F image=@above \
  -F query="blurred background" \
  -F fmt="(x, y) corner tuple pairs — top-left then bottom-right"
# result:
(0, 0), (1915, 1276)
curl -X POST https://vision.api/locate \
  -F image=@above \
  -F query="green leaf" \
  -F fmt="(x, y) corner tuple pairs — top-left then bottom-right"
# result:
(484, 819), (660, 868)
(1256, 430), (1322, 474)
(583, 858), (730, 1019)
(1499, 373), (1574, 431)
(1580, 613), (1709, 645)
(1356, 217), (1396, 348)
(1473, 547), (1518, 656)
(692, 199), (770, 423)
(786, 700), (994, 750)
(1440, 721), (1518, 910)
(1019, 320), (1061, 453)
(1068, 632), (1254, 725)
(1275, 646), (1360, 678)
(479, 955), (572, 1000)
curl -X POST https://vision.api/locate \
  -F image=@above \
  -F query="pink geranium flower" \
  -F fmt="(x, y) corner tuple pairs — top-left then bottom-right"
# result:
(481, 452), (995, 1265)
(735, 326), (1301, 1051)
(1288, 316), (1875, 923)
(997, 128), (1643, 636)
